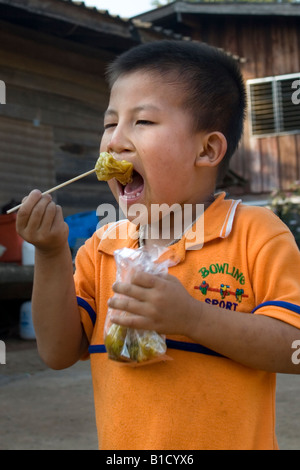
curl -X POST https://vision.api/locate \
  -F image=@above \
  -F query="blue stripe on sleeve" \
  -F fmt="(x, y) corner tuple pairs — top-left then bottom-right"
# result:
(77, 296), (97, 326)
(89, 344), (106, 354)
(252, 301), (300, 315)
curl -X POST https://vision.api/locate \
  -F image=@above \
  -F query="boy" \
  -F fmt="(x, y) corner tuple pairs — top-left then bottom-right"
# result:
(16, 40), (300, 450)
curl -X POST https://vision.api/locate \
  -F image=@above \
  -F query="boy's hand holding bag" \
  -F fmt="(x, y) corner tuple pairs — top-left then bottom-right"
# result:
(104, 245), (178, 366)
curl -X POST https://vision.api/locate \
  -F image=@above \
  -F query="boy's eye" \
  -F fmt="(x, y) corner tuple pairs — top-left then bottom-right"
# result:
(104, 123), (117, 130)
(136, 120), (154, 126)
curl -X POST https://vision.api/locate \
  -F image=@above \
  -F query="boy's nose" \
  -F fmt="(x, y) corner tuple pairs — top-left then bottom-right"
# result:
(107, 124), (134, 155)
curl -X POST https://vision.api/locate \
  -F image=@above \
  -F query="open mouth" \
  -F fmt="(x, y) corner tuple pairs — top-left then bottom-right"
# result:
(119, 170), (144, 201)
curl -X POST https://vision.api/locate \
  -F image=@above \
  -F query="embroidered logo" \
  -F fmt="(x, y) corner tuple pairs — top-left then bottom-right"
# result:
(195, 281), (247, 303)
(195, 262), (249, 310)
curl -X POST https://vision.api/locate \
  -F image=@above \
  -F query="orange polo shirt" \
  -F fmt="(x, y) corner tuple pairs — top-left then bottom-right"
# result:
(74, 193), (300, 450)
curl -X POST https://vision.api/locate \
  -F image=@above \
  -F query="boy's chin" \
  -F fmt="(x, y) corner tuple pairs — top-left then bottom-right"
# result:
(118, 200), (149, 227)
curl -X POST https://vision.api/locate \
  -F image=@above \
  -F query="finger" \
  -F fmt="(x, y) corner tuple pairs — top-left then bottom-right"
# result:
(39, 200), (59, 233)
(19, 188), (42, 210)
(108, 294), (145, 315)
(49, 204), (69, 240)
(16, 190), (43, 230)
(112, 281), (148, 301)
(25, 194), (53, 232)
(108, 308), (149, 331)
(159, 272), (178, 283)
(21, 188), (41, 205)
(130, 271), (158, 288)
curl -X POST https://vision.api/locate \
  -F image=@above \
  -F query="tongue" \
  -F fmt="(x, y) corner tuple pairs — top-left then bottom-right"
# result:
(124, 172), (144, 195)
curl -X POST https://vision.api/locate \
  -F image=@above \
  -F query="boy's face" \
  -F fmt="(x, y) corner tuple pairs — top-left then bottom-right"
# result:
(100, 71), (206, 223)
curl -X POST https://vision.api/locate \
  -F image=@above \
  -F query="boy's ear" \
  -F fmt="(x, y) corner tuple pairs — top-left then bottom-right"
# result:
(195, 132), (227, 167)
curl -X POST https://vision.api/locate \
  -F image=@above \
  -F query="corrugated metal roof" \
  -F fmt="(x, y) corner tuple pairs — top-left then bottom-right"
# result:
(134, 0), (300, 22)
(0, 0), (243, 59)
(0, 0), (198, 62)
(62, 0), (129, 20)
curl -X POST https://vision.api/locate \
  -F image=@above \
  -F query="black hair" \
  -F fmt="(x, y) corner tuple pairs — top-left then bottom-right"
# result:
(106, 40), (246, 174)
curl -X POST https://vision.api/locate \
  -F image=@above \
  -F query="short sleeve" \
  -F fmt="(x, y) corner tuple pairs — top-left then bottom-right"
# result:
(74, 234), (98, 344)
(250, 211), (300, 329)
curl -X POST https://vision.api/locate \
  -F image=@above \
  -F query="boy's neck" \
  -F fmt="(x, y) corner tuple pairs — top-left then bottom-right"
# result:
(140, 195), (215, 249)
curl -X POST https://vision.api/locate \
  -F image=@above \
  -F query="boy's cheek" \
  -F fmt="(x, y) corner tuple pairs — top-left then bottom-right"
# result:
(99, 135), (108, 152)
(107, 180), (119, 199)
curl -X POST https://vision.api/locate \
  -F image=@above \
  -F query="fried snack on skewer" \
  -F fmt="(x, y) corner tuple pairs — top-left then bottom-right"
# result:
(95, 152), (133, 185)
(7, 152), (133, 213)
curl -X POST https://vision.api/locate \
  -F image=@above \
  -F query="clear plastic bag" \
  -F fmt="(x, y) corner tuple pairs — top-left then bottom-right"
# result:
(104, 246), (177, 365)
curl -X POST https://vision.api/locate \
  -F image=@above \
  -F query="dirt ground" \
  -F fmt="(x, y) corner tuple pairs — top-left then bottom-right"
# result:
(0, 338), (98, 450)
(0, 337), (299, 450)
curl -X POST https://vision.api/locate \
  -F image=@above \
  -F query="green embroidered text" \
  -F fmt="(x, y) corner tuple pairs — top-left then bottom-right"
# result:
(199, 263), (245, 285)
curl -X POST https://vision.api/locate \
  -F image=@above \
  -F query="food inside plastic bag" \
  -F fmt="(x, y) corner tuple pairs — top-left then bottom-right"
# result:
(105, 325), (167, 363)
(104, 246), (178, 365)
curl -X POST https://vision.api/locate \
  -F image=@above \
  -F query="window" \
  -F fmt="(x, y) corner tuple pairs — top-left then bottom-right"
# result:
(247, 73), (300, 137)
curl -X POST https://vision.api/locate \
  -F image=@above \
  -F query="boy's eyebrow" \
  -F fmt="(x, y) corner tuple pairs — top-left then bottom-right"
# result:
(131, 105), (161, 113)
(104, 104), (161, 118)
(104, 109), (118, 119)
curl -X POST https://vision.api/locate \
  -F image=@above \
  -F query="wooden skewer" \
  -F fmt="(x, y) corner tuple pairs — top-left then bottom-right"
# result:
(6, 168), (96, 214)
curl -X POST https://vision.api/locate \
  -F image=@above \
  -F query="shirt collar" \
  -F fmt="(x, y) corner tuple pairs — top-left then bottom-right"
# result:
(97, 192), (241, 263)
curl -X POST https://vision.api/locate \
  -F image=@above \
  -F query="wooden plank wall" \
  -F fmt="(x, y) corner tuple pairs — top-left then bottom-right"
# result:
(0, 115), (55, 205)
(184, 14), (300, 194)
(0, 20), (117, 215)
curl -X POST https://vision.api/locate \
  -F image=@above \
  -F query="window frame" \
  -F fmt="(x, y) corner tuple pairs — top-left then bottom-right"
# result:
(247, 72), (300, 138)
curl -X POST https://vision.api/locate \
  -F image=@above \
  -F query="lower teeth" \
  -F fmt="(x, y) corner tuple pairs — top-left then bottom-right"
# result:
(125, 192), (141, 200)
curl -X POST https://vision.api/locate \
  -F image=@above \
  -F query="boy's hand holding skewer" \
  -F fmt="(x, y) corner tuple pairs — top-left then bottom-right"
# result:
(13, 152), (133, 254)
(7, 152), (133, 214)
